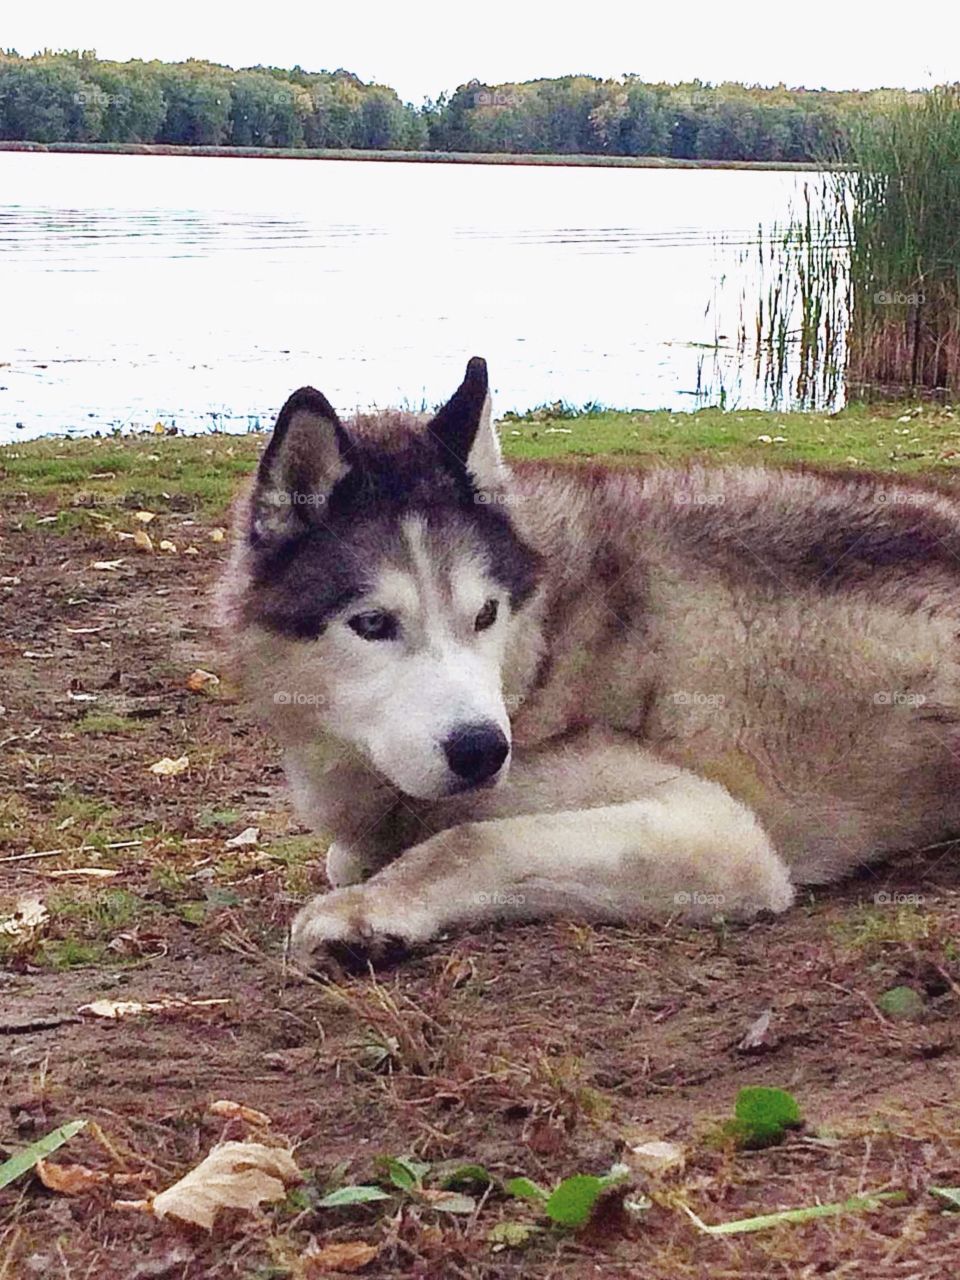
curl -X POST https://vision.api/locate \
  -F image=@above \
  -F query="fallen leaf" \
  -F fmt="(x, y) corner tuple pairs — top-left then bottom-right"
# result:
(134, 510), (156, 524)
(90, 559), (125, 571)
(209, 528), (226, 543)
(41, 868), (120, 880)
(35, 1157), (142, 1192)
(301, 1240), (380, 1274)
(184, 546), (200, 556)
(488, 1221), (541, 1250)
(225, 826), (259, 850)
(625, 1140), (685, 1177)
(79, 997), (230, 1020)
(738, 1007), (776, 1053)
(37, 1160), (113, 1195)
(209, 1100), (271, 1127)
(0, 896), (48, 939)
(158, 540), (177, 554)
(132, 528), (154, 553)
(127, 1141), (302, 1230)
(186, 669), (220, 694)
(149, 755), (189, 777)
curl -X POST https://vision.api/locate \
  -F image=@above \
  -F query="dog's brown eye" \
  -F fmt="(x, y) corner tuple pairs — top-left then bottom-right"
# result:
(348, 610), (399, 641)
(474, 599), (499, 632)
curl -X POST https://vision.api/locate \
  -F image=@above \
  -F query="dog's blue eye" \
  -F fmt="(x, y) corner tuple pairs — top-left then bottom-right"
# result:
(475, 599), (499, 632)
(348, 610), (399, 641)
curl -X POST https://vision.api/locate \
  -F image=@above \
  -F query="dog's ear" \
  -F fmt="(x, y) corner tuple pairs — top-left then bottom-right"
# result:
(428, 356), (504, 489)
(250, 387), (353, 545)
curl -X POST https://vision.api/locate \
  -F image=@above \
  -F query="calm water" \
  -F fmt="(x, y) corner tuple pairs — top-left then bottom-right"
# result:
(0, 152), (818, 441)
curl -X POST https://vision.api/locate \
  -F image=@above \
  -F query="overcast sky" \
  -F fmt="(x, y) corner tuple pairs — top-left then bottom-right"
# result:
(5, 0), (957, 103)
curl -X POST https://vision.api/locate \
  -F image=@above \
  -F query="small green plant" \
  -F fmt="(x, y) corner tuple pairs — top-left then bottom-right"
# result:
(505, 1165), (632, 1227)
(712, 1086), (803, 1149)
(317, 1155), (480, 1214)
(317, 1154), (633, 1231)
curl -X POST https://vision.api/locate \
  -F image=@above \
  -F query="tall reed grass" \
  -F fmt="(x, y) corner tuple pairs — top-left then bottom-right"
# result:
(736, 84), (960, 409)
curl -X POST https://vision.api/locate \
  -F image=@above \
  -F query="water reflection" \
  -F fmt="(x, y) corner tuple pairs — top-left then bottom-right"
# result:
(0, 152), (819, 440)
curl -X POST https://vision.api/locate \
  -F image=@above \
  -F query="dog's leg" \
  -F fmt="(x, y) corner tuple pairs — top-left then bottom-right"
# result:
(288, 769), (793, 970)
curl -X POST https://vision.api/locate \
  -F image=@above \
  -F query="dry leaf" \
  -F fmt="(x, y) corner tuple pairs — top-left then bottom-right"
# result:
(149, 755), (189, 777)
(79, 997), (230, 1020)
(301, 1240), (380, 1274)
(38, 1160), (106, 1195)
(184, 546), (200, 557)
(132, 528), (155, 553)
(143, 1141), (301, 1229)
(158, 540), (177, 554)
(186, 669), (220, 693)
(42, 868), (119, 880)
(624, 1140), (685, 1177)
(91, 559), (125, 571)
(209, 528), (226, 543)
(208, 1100), (271, 1126)
(0, 896), (48, 938)
(36, 1160), (143, 1195)
(225, 826), (259, 850)
(737, 1007), (776, 1054)
(134, 510), (156, 524)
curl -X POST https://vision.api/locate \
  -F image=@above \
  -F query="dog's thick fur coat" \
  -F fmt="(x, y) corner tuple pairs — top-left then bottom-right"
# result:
(221, 359), (960, 969)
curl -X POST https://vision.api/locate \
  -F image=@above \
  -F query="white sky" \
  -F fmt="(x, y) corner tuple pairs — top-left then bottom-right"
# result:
(5, 0), (957, 104)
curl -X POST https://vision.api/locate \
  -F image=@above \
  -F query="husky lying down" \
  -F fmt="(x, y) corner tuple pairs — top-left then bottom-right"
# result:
(221, 357), (960, 970)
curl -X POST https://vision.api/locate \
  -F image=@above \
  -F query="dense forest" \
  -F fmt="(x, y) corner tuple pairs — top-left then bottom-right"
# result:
(0, 50), (916, 162)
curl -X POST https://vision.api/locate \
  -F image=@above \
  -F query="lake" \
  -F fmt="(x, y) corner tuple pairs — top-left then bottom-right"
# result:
(0, 152), (820, 442)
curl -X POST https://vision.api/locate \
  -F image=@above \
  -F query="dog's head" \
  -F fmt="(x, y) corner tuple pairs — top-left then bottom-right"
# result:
(237, 358), (542, 800)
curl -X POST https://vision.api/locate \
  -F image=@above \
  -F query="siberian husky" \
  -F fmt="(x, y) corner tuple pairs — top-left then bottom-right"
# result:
(220, 357), (960, 970)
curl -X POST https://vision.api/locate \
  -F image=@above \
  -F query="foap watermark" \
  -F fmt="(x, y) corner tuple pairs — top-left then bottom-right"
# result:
(874, 289), (926, 307)
(873, 690), (926, 708)
(277, 490), (327, 508)
(74, 90), (129, 108)
(273, 690), (326, 706)
(673, 491), (726, 507)
(674, 891), (726, 908)
(872, 489), (926, 507)
(669, 690), (726, 710)
(472, 90), (522, 108)
(473, 890), (526, 907)
(874, 891), (924, 906)
(475, 490), (525, 507)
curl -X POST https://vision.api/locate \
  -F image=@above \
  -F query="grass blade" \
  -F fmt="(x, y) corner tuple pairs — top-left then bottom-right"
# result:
(0, 1120), (87, 1191)
(681, 1190), (906, 1235)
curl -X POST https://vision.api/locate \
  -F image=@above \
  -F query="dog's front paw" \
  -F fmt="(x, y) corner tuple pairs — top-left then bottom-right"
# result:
(288, 888), (417, 976)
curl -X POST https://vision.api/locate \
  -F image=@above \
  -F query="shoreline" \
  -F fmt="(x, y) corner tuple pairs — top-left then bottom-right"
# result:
(0, 140), (833, 171)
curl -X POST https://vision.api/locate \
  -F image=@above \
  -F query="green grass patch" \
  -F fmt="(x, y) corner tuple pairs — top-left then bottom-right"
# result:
(3, 402), (960, 528)
(48, 887), (155, 936)
(75, 712), (144, 736)
(837, 905), (936, 953)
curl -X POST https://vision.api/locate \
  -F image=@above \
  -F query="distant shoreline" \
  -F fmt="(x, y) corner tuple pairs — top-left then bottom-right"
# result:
(0, 140), (832, 171)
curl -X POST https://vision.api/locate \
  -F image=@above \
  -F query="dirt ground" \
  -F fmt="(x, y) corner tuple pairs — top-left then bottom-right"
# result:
(2, 445), (960, 1278)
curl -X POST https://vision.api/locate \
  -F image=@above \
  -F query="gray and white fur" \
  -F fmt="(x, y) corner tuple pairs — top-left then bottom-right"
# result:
(219, 357), (960, 970)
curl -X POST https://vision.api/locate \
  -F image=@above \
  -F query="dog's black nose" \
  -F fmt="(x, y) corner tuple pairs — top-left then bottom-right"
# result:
(443, 722), (509, 786)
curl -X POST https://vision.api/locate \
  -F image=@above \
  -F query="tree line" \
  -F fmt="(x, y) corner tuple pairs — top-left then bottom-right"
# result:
(0, 51), (916, 162)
